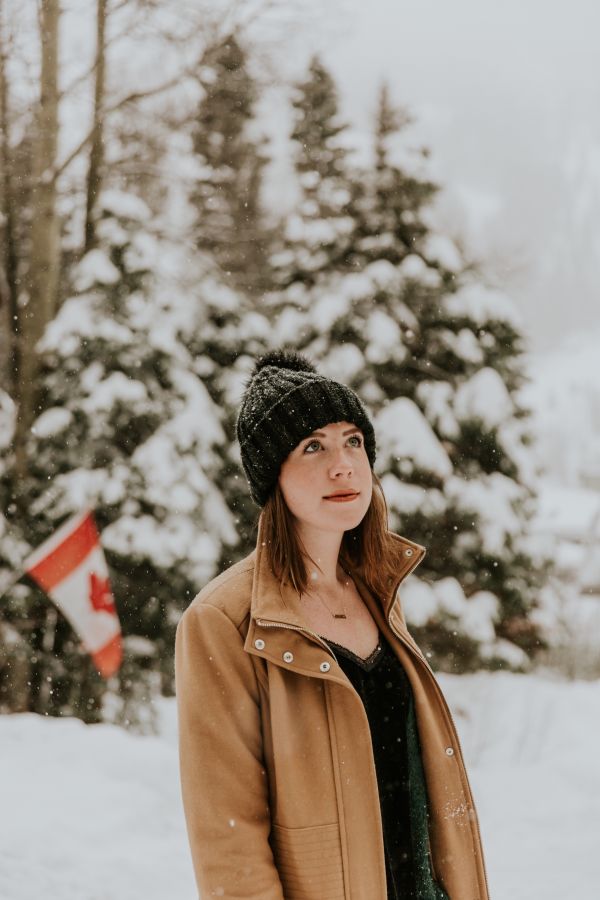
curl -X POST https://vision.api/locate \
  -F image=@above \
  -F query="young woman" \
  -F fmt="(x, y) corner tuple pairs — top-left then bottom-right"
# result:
(175, 349), (490, 900)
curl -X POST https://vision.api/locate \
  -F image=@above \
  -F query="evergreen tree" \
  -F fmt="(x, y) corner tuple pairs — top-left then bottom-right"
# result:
(184, 36), (299, 550)
(190, 34), (271, 297)
(264, 70), (549, 672)
(180, 256), (273, 555)
(269, 54), (360, 291)
(0, 190), (240, 726)
(354, 83), (438, 266)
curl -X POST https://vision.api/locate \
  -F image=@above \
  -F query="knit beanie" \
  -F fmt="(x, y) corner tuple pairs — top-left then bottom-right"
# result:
(236, 348), (377, 507)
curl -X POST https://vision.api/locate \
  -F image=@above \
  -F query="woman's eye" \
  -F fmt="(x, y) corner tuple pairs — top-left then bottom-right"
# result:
(303, 440), (321, 453)
(303, 436), (363, 454)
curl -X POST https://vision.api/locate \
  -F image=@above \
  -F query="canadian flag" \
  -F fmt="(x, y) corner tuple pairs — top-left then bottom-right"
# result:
(23, 510), (122, 678)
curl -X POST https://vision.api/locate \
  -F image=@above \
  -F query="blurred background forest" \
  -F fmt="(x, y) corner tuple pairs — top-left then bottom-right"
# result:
(0, 0), (598, 733)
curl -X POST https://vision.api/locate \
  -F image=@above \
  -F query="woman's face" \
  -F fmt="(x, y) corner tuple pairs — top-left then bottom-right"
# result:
(278, 420), (373, 533)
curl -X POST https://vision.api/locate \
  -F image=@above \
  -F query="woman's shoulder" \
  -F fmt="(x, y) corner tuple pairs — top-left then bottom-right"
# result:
(182, 549), (256, 632)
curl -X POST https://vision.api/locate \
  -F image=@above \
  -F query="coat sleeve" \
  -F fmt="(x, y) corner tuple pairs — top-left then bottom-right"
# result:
(175, 602), (284, 900)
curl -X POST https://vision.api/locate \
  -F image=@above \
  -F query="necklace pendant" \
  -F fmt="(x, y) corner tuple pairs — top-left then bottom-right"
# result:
(333, 613), (347, 619)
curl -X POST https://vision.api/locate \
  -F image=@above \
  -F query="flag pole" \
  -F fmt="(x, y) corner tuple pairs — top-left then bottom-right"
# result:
(39, 604), (59, 710)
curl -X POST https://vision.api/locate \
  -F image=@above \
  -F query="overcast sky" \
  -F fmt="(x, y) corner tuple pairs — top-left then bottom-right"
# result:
(270, 0), (600, 353)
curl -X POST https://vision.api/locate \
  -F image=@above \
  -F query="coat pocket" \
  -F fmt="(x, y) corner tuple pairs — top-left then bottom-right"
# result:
(271, 821), (345, 900)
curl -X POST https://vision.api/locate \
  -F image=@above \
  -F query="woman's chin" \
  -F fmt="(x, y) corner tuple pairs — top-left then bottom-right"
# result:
(322, 503), (367, 527)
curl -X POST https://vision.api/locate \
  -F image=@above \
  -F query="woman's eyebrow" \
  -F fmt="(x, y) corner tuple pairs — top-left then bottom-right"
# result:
(306, 428), (362, 438)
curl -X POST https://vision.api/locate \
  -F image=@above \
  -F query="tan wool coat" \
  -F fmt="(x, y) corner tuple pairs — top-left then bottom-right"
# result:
(175, 517), (491, 900)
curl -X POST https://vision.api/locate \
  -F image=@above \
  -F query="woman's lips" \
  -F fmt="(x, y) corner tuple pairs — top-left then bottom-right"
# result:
(324, 493), (359, 502)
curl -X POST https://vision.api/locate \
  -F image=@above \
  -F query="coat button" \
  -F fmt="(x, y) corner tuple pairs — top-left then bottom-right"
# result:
(319, 661), (331, 672)
(254, 639), (265, 650)
(445, 746), (454, 756)
(405, 548), (414, 557)
(283, 651), (294, 663)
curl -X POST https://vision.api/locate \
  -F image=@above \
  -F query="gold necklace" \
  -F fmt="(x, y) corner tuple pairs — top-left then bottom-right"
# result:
(304, 567), (352, 620)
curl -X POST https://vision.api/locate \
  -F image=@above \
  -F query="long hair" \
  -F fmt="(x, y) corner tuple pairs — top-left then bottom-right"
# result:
(258, 471), (407, 602)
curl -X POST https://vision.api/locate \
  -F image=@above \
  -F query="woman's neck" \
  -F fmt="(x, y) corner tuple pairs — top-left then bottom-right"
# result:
(294, 523), (345, 592)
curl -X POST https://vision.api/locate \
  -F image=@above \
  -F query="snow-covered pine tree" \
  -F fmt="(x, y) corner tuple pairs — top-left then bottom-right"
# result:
(353, 83), (438, 267)
(0, 190), (239, 726)
(155, 39), (272, 551)
(263, 70), (549, 672)
(179, 252), (272, 552)
(269, 54), (360, 293)
(190, 33), (271, 297)
(357, 86), (549, 672)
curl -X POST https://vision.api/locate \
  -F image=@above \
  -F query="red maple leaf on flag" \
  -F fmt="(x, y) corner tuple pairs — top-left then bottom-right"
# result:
(89, 571), (116, 614)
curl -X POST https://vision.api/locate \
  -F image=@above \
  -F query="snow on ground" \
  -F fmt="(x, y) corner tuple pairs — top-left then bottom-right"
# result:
(0, 699), (194, 900)
(1, 672), (599, 900)
(443, 670), (600, 899)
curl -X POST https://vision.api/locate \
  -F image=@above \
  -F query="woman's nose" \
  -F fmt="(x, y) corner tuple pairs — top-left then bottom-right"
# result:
(329, 448), (353, 473)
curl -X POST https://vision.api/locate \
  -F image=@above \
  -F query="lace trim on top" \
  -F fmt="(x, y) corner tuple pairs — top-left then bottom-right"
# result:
(320, 634), (384, 672)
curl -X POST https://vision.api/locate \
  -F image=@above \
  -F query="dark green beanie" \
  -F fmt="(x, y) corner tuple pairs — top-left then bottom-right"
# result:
(236, 348), (377, 507)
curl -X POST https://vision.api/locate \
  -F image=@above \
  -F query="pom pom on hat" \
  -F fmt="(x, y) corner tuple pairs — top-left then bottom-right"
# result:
(250, 348), (317, 378)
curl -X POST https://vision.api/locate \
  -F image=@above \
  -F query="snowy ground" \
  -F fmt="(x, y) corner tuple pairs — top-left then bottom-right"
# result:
(1, 671), (599, 900)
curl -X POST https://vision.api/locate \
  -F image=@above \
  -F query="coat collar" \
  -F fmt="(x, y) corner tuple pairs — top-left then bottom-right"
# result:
(249, 513), (426, 630)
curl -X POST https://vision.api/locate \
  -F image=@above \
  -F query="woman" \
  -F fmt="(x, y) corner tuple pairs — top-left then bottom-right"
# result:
(175, 349), (490, 900)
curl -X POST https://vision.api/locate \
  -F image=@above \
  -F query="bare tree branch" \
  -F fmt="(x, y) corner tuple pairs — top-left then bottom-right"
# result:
(58, 0), (147, 102)
(52, 0), (301, 183)
(52, 64), (199, 183)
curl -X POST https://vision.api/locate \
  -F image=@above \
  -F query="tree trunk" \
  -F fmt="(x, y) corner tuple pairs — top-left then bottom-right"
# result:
(14, 0), (60, 481)
(84, 0), (107, 253)
(0, 0), (19, 398)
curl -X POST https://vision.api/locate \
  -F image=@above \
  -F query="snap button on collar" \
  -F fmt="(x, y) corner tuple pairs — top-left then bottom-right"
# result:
(319, 661), (331, 673)
(445, 746), (454, 756)
(254, 638), (265, 650)
(404, 548), (414, 557)
(283, 651), (294, 663)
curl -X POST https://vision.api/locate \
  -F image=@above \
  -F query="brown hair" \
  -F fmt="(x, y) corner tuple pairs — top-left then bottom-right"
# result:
(258, 471), (407, 602)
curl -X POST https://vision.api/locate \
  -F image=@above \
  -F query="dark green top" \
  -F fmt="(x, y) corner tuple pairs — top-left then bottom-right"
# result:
(323, 633), (450, 900)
